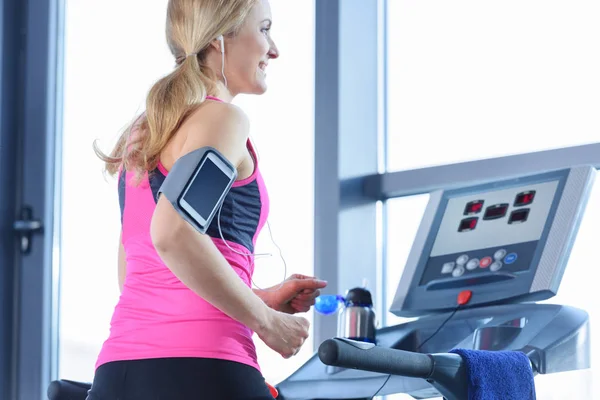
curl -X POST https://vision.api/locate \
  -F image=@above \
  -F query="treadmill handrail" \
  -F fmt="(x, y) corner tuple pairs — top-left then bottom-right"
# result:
(318, 337), (434, 378)
(47, 380), (91, 400)
(318, 338), (468, 400)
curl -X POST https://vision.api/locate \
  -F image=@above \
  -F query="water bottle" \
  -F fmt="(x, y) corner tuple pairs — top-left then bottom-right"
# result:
(315, 286), (377, 343)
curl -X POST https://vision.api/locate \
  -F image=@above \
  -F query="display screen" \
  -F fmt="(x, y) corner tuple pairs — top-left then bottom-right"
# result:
(182, 158), (231, 219)
(464, 200), (484, 215)
(430, 179), (559, 260)
(509, 208), (530, 224)
(483, 203), (509, 220)
(458, 217), (478, 232)
(514, 191), (536, 207)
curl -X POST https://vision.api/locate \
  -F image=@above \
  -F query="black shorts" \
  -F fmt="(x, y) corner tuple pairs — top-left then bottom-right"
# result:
(86, 357), (275, 400)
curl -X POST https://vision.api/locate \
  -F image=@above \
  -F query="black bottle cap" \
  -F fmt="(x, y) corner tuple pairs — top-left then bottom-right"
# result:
(345, 287), (373, 307)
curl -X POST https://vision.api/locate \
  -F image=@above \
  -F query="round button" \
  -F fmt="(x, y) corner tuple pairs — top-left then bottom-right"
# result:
(480, 257), (492, 268)
(452, 266), (465, 277)
(504, 253), (518, 264)
(466, 258), (479, 270)
(494, 249), (507, 260)
(441, 262), (455, 274)
(456, 255), (469, 265)
(490, 261), (503, 272)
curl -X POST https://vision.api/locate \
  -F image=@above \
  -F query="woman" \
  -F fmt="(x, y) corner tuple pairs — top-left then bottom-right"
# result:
(88, 0), (327, 398)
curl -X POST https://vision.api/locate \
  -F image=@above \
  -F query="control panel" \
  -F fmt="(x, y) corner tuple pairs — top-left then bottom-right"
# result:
(389, 166), (595, 317)
(420, 180), (557, 288)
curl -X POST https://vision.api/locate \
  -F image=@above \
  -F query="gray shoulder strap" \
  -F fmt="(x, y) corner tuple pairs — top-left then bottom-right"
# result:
(157, 146), (236, 234)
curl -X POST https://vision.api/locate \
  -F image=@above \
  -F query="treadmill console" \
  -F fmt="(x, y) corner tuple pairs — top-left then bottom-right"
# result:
(390, 166), (596, 317)
(276, 166), (594, 400)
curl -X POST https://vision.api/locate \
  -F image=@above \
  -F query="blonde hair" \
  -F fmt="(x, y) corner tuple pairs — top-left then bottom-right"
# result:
(94, 0), (257, 183)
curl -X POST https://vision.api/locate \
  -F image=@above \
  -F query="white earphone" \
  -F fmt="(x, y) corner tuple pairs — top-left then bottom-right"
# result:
(217, 35), (225, 53)
(217, 35), (227, 87)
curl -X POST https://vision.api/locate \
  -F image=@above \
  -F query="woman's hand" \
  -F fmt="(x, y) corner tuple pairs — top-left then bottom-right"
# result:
(256, 274), (328, 314)
(256, 308), (310, 359)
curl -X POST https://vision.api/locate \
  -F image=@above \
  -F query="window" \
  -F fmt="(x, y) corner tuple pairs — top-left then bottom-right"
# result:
(380, 195), (432, 400)
(386, 0), (600, 172)
(233, 0), (316, 384)
(384, 194), (430, 328)
(534, 179), (599, 399)
(384, 2), (599, 396)
(57, 0), (315, 387)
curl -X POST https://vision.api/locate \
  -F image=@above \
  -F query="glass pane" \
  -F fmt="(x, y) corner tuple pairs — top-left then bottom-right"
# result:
(534, 179), (599, 398)
(57, 0), (315, 387)
(232, 1), (316, 383)
(384, 195), (430, 327)
(383, 194), (434, 400)
(386, 0), (600, 172)
(384, 198), (430, 400)
(383, 183), (600, 398)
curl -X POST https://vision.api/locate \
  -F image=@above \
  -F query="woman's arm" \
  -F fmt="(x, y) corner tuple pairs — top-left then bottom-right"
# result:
(150, 102), (272, 333)
(253, 274), (327, 314)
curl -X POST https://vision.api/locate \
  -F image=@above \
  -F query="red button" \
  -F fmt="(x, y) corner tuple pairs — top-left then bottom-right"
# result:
(480, 256), (492, 268)
(457, 290), (472, 306)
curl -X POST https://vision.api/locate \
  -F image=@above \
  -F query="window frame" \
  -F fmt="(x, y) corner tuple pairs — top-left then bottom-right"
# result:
(1, 0), (64, 399)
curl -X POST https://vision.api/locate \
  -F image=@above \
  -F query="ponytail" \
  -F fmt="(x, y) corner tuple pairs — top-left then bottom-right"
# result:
(94, 0), (258, 184)
(94, 55), (217, 185)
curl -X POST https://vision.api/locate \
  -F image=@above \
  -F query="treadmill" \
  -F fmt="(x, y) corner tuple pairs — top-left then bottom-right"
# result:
(275, 166), (595, 400)
(47, 166), (594, 399)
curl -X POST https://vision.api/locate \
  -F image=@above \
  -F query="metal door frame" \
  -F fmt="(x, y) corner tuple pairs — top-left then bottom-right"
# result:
(0, 0), (64, 399)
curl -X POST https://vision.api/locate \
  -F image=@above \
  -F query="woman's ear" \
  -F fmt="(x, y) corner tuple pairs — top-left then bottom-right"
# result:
(209, 35), (225, 53)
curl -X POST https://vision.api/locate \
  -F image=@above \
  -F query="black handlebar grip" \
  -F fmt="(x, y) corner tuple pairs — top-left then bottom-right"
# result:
(318, 338), (434, 379)
(47, 380), (92, 400)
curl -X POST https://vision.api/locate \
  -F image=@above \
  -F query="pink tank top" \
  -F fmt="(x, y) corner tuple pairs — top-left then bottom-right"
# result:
(95, 97), (269, 371)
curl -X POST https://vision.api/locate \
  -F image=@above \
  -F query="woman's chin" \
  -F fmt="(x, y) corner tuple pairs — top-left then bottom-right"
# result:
(236, 76), (268, 95)
(250, 81), (268, 95)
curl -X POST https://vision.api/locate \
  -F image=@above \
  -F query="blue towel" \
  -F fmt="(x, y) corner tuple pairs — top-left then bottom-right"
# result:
(449, 349), (536, 400)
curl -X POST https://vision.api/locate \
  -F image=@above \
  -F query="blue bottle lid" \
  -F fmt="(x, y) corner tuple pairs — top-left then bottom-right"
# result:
(315, 295), (344, 315)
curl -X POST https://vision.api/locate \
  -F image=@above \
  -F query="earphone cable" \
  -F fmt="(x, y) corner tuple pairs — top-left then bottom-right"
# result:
(216, 201), (286, 292)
